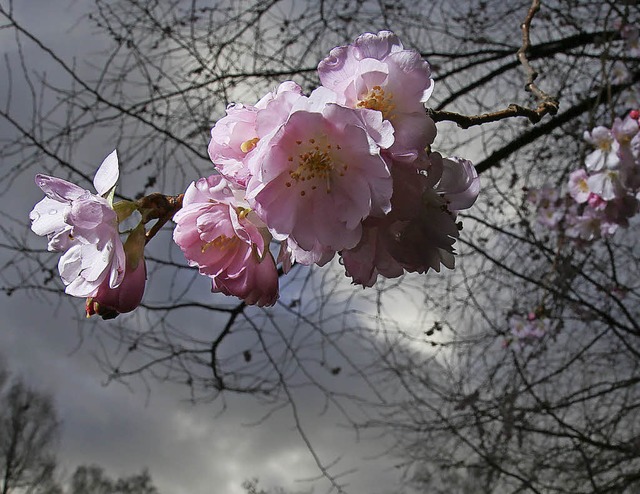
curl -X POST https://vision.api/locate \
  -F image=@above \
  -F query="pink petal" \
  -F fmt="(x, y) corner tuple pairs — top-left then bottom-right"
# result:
(35, 174), (87, 202)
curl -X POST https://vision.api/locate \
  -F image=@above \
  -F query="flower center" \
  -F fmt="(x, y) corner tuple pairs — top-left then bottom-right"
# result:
(356, 85), (395, 119)
(598, 139), (612, 152)
(578, 178), (589, 193)
(285, 138), (347, 195)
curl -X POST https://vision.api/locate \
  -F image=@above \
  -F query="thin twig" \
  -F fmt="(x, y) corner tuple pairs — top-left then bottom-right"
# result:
(429, 0), (559, 129)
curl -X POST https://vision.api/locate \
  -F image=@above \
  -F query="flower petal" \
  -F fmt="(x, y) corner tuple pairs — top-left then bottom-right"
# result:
(93, 149), (119, 196)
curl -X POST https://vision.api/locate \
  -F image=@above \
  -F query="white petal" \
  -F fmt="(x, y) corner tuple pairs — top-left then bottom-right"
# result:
(30, 197), (68, 237)
(93, 149), (119, 196)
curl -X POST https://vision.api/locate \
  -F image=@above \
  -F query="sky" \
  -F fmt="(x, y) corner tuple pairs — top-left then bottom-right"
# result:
(0, 2), (425, 493)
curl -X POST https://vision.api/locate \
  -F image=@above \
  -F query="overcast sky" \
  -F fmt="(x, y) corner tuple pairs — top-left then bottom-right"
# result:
(0, 2), (423, 493)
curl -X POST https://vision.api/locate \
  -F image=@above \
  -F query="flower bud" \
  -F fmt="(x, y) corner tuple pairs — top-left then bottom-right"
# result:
(86, 223), (146, 319)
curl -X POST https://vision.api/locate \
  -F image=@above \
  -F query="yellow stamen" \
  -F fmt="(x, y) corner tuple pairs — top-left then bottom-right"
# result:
(201, 235), (239, 253)
(356, 85), (396, 119)
(240, 137), (260, 153)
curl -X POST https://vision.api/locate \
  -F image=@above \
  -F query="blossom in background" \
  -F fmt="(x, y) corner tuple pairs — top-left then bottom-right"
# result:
(584, 126), (620, 172)
(568, 169), (591, 203)
(587, 170), (624, 201)
(173, 174), (279, 307)
(30, 150), (126, 298)
(507, 312), (552, 350)
(621, 24), (640, 58)
(530, 110), (640, 245)
(317, 30), (436, 161)
(528, 185), (566, 228)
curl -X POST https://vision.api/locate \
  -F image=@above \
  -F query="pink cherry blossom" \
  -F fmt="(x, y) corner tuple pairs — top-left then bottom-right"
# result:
(507, 313), (551, 350)
(208, 82), (304, 187)
(317, 30), (436, 161)
(340, 217), (405, 287)
(172, 174), (279, 307)
(568, 169), (591, 203)
(433, 154), (480, 211)
(30, 150), (126, 298)
(208, 104), (259, 187)
(342, 162), (459, 287)
(246, 91), (394, 255)
(587, 192), (606, 210)
(565, 208), (605, 242)
(86, 255), (146, 319)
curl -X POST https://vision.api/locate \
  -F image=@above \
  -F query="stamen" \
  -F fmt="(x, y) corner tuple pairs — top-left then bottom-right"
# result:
(201, 235), (238, 253)
(287, 138), (345, 196)
(356, 85), (396, 119)
(237, 207), (251, 220)
(240, 137), (260, 153)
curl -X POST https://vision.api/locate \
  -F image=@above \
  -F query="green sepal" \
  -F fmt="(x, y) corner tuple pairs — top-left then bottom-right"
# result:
(113, 200), (138, 224)
(123, 222), (146, 270)
(104, 185), (117, 207)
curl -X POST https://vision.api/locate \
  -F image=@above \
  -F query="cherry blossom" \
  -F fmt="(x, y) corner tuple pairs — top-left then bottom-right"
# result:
(245, 90), (394, 255)
(568, 169), (591, 203)
(30, 150), (126, 298)
(208, 82), (304, 187)
(584, 126), (620, 171)
(173, 174), (279, 307)
(317, 30), (436, 161)
(31, 31), (484, 311)
(433, 154), (481, 211)
(341, 154), (471, 287)
(530, 109), (640, 246)
(507, 313), (552, 350)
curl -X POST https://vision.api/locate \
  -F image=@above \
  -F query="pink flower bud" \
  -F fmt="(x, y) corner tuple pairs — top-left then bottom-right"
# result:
(587, 192), (606, 210)
(86, 223), (146, 319)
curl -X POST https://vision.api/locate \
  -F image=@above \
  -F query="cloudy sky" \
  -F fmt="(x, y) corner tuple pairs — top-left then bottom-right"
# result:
(0, 2), (428, 493)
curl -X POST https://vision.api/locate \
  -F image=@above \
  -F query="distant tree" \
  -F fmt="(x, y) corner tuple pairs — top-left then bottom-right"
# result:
(0, 363), (60, 494)
(0, 361), (160, 494)
(242, 478), (310, 494)
(68, 465), (159, 494)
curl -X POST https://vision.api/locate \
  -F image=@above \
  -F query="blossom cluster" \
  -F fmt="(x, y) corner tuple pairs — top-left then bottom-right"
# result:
(528, 110), (640, 244)
(30, 31), (480, 314)
(174, 31), (479, 306)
